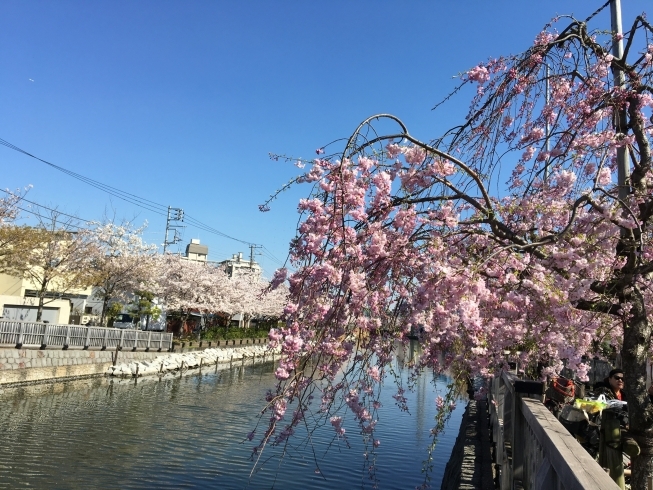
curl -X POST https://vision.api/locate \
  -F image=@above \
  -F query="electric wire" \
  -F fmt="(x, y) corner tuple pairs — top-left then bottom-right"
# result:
(183, 213), (252, 245)
(0, 137), (266, 248)
(13, 205), (88, 230)
(0, 189), (94, 224)
(262, 246), (283, 264)
(0, 139), (169, 217)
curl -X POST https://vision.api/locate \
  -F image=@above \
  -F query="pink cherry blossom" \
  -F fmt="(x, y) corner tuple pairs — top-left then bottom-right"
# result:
(256, 10), (653, 486)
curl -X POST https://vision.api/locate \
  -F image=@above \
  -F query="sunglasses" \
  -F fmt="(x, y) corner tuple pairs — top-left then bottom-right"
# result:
(613, 376), (624, 381)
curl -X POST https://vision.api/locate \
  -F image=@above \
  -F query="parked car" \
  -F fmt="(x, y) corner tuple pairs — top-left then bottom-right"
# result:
(113, 313), (136, 329)
(143, 311), (166, 331)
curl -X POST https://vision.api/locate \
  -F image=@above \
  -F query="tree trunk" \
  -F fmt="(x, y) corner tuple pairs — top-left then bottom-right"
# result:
(36, 279), (48, 322)
(36, 299), (43, 322)
(621, 287), (653, 489)
(100, 295), (109, 327)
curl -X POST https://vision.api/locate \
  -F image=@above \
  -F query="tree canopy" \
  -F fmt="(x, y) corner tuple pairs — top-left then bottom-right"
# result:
(260, 7), (653, 487)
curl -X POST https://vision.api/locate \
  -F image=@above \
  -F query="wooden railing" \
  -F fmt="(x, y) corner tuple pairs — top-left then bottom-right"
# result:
(0, 320), (173, 352)
(489, 371), (619, 490)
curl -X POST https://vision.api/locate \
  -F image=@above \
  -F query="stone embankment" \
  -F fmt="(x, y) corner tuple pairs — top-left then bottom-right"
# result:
(0, 348), (162, 385)
(106, 344), (279, 378)
(0, 339), (276, 386)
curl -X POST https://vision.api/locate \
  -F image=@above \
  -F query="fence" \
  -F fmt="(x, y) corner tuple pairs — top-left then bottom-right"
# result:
(489, 370), (620, 490)
(0, 320), (173, 352)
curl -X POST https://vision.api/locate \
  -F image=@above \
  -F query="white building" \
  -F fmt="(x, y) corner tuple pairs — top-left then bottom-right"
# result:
(219, 252), (262, 277)
(184, 238), (208, 262)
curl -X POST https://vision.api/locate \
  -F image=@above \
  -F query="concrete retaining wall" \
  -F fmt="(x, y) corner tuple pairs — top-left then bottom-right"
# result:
(0, 348), (166, 385)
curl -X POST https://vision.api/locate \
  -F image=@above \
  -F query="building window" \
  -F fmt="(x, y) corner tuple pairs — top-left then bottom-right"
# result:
(84, 306), (93, 314)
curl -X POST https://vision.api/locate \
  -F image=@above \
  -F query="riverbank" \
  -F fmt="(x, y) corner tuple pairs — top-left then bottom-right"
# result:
(0, 340), (461, 490)
(106, 344), (279, 378)
(0, 340), (274, 386)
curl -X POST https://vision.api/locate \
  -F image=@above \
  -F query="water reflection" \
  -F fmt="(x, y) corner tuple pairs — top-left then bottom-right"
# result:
(0, 344), (463, 489)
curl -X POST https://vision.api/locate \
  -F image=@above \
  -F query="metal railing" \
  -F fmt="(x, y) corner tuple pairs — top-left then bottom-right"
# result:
(489, 370), (620, 490)
(0, 320), (173, 351)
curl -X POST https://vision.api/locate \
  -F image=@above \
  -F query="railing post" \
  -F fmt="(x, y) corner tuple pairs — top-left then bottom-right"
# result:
(511, 379), (544, 490)
(102, 327), (109, 350)
(16, 321), (24, 349)
(83, 325), (92, 350)
(119, 329), (125, 350)
(159, 333), (163, 352)
(512, 392), (525, 487)
(41, 323), (51, 350)
(146, 331), (152, 352)
(133, 330), (138, 351)
(63, 325), (71, 350)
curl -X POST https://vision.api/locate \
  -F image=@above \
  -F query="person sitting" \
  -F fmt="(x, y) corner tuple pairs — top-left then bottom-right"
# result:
(592, 368), (653, 480)
(595, 369), (627, 401)
(594, 368), (653, 402)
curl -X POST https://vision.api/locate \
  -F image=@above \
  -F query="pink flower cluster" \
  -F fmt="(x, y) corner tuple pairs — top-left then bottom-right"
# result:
(254, 16), (653, 481)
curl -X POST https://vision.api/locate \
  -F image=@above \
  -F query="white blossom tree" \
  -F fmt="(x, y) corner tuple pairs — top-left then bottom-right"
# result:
(153, 254), (287, 333)
(4, 211), (96, 322)
(87, 221), (158, 326)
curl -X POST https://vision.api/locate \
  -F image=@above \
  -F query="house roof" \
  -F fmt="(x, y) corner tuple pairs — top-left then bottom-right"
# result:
(186, 243), (208, 255)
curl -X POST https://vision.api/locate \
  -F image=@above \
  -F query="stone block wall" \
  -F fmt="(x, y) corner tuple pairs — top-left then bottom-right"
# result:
(0, 348), (166, 385)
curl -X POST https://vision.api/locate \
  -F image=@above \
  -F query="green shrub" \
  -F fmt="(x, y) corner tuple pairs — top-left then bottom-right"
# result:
(201, 325), (270, 341)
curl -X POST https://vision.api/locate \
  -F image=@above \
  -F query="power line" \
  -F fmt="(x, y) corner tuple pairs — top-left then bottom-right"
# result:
(0, 138), (169, 217)
(262, 246), (283, 264)
(13, 205), (88, 230)
(0, 189), (94, 224)
(184, 213), (253, 245)
(261, 246), (285, 267)
(0, 137), (264, 248)
(4, 188), (285, 264)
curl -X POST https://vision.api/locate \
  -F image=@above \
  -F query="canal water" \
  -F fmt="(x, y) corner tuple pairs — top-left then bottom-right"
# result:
(0, 351), (464, 489)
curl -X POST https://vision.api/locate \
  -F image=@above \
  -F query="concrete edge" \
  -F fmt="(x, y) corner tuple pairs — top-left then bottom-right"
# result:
(0, 362), (113, 387)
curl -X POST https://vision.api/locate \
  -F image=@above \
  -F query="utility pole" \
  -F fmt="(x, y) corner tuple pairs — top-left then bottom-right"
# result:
(163, 206), (185, 253)
(249, 244), (262, 269)
(610, 0), (630, 201)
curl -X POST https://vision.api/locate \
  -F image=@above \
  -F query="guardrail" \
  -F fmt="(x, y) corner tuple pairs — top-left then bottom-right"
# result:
(0, 320), (173, 352)
(489, 370), (619, 490)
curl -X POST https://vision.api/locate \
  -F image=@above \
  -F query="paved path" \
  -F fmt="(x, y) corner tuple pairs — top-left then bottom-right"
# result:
(440, 399), (495, 490)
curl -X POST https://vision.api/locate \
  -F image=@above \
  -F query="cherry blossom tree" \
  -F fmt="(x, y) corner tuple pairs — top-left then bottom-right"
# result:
(87, 221), (158, 326)
(4, 211), (96, 322)
(153, 254), (231, 330)
(261, 8), (653, 487)
(153, 254), (287, 333)
(0, 188), (25, 224)
(225, 271), (289, 327)
(0, 187), (32, 271)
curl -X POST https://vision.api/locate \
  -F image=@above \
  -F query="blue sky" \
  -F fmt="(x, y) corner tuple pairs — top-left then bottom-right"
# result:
(1, 0), (649, 276)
